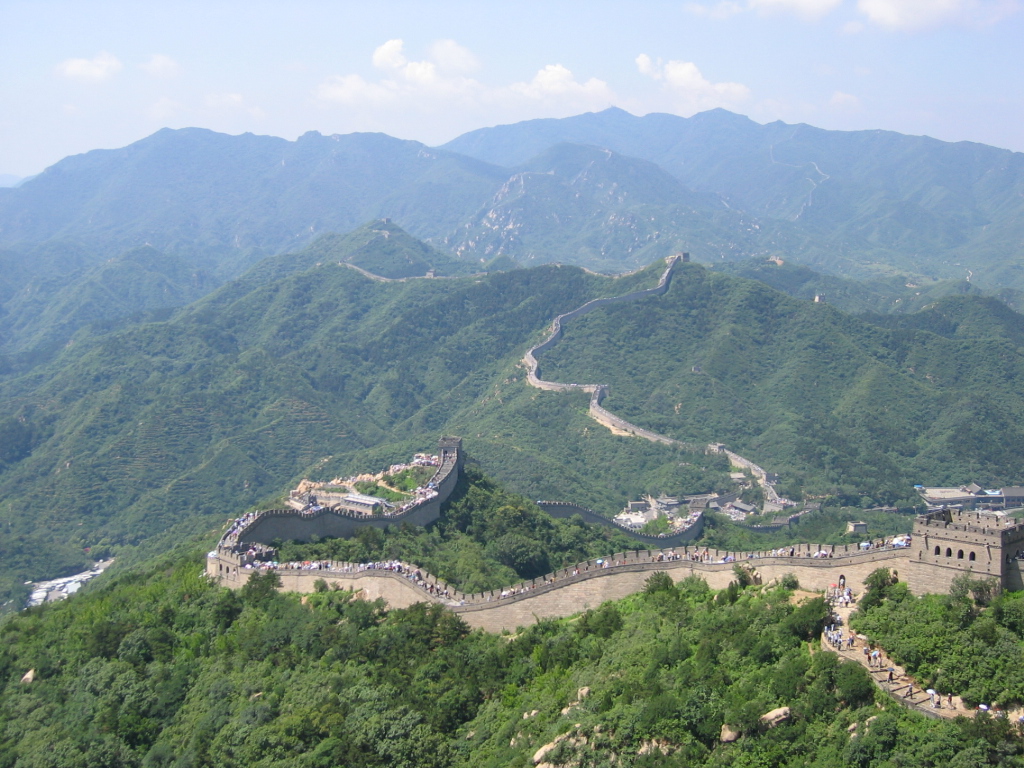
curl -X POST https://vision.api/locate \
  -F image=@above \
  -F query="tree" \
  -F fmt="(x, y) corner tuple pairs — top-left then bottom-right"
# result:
(240, 570), (282, 603)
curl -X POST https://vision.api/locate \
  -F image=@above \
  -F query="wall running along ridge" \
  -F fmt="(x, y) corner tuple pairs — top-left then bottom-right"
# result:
(521, 254), (777, 500)
(210, 540), (915, 633)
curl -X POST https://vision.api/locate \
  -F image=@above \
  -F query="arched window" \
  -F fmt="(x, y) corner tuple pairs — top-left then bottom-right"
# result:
(946, 548), (953, 557)
(969, 552), (976, 562)
(934, 546), (941, 556)
(957, 550), (964, 560)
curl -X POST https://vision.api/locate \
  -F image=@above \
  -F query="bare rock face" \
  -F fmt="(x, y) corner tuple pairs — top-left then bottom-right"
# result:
(20, 669), (35, 684)
(720, 724), (741, 743)
(532, 728), (587, 765)
(638, 738), (671, 755)
(759, 706), (791, 728)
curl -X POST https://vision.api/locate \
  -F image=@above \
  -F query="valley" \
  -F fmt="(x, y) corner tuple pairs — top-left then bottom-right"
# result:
(4, 108), (1024, 767)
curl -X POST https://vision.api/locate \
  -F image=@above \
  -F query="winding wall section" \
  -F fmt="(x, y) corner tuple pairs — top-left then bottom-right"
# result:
(208, 539), (914, 633)
(522, 254), (777, 499)
(219, 437), (463, 549)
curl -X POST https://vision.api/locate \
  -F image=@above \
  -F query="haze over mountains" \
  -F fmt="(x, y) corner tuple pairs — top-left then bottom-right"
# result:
(3, 107), (1024, 608)
(3, 107), (1023, 291)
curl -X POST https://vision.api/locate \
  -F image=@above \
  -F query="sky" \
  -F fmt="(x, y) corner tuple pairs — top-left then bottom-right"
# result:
(1, 0), (1022, 179)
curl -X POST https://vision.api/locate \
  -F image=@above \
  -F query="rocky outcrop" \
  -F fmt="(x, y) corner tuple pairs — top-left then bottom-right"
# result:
(759, 706), (791, 728)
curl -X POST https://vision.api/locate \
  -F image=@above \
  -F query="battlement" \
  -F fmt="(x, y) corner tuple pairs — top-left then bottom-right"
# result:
(218, 437), (463, 550)
(914, 508), (1024, 544)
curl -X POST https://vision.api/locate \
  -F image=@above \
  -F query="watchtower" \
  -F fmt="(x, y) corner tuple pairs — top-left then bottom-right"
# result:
(907, 509), (1024, 593)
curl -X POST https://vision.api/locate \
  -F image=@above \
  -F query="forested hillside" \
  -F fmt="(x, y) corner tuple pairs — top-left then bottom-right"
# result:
(445, 107), (1024, 289)
(4, 236), (1024, 611)
(3, 530), (1023, 767)
(4, 108), (1024, 291)
(0, 249), (724, 608)
(528, 261), (1024, 502)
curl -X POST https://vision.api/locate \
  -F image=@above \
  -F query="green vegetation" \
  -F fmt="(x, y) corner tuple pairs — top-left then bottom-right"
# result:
(279, 467), (639, 593)
(852, 568), (1024, 709)
(351, 481), (409, 503)
(540, 262), (1024, 505)
(444, 107), (1024, 292)
(711, 258), (1024, 315)
(4, 539), (1024, 767)
(384, 465), (436, 491)
(4, 241), (1024, 609)
(698, 507), (916, 554)
(640, 516), (673, 536)
(0, 254), (737, 606)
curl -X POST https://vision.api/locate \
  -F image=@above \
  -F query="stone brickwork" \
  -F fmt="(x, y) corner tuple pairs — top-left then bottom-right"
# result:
(537, 500), (705, 547)
(208, 537), (919, 633)
(907, 508), (1024, 594)
(523, 254), (681, 394)
(222, 437), (462, 549)
(210, 507), (1024, 634)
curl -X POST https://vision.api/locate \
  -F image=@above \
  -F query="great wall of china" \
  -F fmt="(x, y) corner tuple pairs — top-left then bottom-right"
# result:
(208, 435), (1024, 634)
(207, 257), (1024, 638)
(522, 254), (780, 503)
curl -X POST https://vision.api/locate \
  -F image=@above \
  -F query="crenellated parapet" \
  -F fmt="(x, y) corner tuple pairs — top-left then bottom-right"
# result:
(908, 508), (1024, 592)
(207, 536), (921, 632)
(215, 437), (463, 553)
(207, 503), (1024, 633)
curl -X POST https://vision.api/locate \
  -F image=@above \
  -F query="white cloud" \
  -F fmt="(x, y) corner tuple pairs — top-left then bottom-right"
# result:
(749, 0), (842, 17)
(637, 55), (750, 110)
(315, 40), (615, 134)
(148, 96), (183, 120)
(205, 92), (265, 118)
(141, 54), (180, 78)
(316, 74), (397, 105)
(830, 90), (861, 108)
(57, 51), (122, 82)
(856, 0), (1018, 28)
(683, 1), (744, 18)
(372, 39), (407, 70)
(429, 39), (479, 74)
(509, 64), (613, 100)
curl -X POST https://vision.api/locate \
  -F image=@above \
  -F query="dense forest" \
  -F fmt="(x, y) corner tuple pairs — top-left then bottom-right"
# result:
(4, 539), (1024, 766)
(538, 262), (1024, 503)
(5, 238), (1024, 609)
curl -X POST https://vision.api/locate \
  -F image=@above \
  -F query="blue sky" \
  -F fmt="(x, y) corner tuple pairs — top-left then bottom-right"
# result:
(1, 0), (1021, 178)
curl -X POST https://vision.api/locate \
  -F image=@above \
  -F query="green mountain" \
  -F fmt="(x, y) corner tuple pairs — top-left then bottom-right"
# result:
(525, 261), (1024, 501)
(0, 245), (217, 372)
(444, 107), (1024, 288)
(244, 220), (478, 283)
(0, 128), (505, 274)
(3, 524), (1022, 767)
(442, 144), (801, 272)
(4, 234), (1024, 609)
(710, 258), (1024, 315)
(3, 111), (1024, 292)
(0, 245), (724, 607)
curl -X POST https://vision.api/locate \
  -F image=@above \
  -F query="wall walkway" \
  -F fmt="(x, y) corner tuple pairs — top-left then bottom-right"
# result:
(521, 254), (780, 504)
(208, 538), (914, 633)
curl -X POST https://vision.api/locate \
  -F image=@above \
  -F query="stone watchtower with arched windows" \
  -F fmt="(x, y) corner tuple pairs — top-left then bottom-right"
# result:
(906, 508), (1024, 594)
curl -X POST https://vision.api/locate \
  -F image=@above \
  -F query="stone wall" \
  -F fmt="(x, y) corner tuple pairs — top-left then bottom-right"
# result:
(229, 437), (462, 548)
(208, 539), (919, 634)
(523, 254), (679, 392)
(537, 501), (705, 547)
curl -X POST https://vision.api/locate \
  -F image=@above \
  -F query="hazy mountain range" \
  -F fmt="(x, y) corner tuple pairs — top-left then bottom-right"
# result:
(3, 108), (1024, 603)
(3, 108), (1022, 287)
